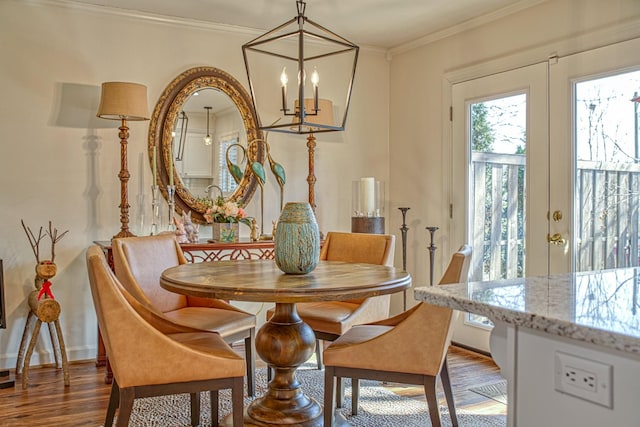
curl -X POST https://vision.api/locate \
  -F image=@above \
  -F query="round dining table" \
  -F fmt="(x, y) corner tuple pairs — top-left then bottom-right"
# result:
(160, 259), (411, 427)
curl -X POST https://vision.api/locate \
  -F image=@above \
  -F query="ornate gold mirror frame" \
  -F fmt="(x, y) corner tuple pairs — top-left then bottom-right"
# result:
(149, 67), (264, 223)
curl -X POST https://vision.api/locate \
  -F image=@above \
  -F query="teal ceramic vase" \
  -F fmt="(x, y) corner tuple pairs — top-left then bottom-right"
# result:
(274, 202), (320, 274)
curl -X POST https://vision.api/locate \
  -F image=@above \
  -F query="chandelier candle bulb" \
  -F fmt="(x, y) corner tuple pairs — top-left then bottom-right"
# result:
(311, 68), (319, 111)
(280, 67), (288, 112)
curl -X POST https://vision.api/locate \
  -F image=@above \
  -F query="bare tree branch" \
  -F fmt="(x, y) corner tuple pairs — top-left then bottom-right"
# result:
(21, 220), (44, 263)
(46, 221), (69, 263)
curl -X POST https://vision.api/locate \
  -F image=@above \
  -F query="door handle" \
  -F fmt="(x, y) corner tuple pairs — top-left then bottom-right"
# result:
(547, 233), (566, 245)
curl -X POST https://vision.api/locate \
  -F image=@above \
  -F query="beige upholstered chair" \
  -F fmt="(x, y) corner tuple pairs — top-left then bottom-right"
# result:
(86, 245), (245, 427)
(267, 231), (395, 370)
(322, 244), (472, 427)
(111, 234), (257, 396)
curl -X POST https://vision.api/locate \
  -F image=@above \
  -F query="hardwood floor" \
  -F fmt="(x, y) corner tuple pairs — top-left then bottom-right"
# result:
(0, 345), (506, 426)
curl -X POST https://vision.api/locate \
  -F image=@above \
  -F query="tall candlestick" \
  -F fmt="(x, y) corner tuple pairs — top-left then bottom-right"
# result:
(152, 145), (157, 185)
(427, 226), (439, 287)
(399, 207), (410, 310)
(168, 138), (174, 186)
(150, 184), (159, 235)
(361, 177), (375, 216)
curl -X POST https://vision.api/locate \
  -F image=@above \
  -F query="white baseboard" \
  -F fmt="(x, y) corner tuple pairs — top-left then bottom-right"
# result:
(1, 345), (97, 370)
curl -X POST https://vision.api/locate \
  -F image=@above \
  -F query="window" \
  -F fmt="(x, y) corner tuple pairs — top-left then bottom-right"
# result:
(218, 132), (240, 194)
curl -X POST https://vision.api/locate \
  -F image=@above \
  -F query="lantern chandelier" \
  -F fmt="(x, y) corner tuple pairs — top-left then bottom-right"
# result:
(242, 0), (359, 134)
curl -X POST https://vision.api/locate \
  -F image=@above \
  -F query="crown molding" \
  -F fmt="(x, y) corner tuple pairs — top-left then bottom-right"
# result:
(22, 0), (263, 37)
(387, 0), (546, 58)
(21, 0), (387, 55)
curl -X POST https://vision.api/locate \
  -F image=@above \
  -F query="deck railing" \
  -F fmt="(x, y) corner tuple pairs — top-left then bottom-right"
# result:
(576, 160), (640, 272)
(470, 153), (640, 280)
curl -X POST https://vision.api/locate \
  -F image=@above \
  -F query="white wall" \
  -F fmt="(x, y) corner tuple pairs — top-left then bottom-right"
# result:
(388, 0), (640, 313)
(0, 0), (389, 368)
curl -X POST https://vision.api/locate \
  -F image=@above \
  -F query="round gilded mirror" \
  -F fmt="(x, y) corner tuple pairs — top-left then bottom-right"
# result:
(149, 67), (264, 223)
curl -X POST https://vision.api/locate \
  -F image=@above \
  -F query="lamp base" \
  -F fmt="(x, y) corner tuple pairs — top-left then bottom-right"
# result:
(351, 217), (385, 234)
(113, 229), (136, 239)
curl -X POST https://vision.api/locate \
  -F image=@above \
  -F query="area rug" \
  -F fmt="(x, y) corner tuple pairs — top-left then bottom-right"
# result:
(469, 380), (508, 405)
(121, 366), (507, 426)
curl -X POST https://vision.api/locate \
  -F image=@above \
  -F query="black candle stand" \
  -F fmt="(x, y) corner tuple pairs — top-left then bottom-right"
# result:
(426, 226), (439, 286)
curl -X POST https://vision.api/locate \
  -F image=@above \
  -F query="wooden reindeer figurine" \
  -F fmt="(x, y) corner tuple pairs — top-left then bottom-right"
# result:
(16, 220), (70, 389)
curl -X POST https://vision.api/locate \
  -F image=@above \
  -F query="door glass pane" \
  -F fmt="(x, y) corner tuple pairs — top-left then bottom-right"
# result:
(470, 94), (527, 282)
(468, 94), (527, 328)
(575, 70), (640, 272)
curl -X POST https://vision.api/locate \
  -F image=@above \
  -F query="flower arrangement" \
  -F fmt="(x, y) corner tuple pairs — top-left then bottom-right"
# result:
(203, 196), (252, 226)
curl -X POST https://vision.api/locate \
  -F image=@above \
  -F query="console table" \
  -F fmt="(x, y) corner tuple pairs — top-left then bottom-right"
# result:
(93, 238), (275, 382)
(95, 238), (276, 268)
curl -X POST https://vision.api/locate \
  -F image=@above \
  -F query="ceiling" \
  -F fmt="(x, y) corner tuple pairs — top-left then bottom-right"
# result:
(70, 0), (544, 49)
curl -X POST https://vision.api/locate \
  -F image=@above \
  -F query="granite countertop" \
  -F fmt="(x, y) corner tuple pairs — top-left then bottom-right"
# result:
(414, 268), (640, 355)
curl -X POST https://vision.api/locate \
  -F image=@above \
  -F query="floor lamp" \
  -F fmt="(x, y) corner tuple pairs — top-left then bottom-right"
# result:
(97, 82), (150, 239)
(297, 98), (333, 212)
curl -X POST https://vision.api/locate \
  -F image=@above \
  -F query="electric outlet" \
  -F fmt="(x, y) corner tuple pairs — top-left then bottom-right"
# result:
(554, 351), (613, 408)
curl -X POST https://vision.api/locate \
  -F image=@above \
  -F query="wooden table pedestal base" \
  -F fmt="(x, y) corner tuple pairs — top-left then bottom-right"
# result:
(223, 410), (350, 427)
(239, 303), (325, 426)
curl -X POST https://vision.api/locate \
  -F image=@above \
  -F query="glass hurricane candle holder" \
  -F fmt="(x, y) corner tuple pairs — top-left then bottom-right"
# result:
(351, 178), (385, 234)
(166, 185), (176, 232)
(150, 185), (160, 235)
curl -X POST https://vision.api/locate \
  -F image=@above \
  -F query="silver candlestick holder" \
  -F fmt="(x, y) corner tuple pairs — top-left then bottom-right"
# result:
(150, 185), (160, 235)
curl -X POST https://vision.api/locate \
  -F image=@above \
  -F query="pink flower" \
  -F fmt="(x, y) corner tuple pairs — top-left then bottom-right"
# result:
(203, 196), (252, 225)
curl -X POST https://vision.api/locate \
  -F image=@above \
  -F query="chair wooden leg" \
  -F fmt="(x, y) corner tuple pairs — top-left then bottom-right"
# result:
(190, 392), (200, 426)
(231, 377), (244, 427)
(245, 331), (256, 397)
(336, 377), (343, 408)
(116, 387), (134, 427)
(424, 375), (442, 427)
(351, 378), (359, 416)
(210, 389), (219, 427)
(105, 380), (119, 427)
(316, 338), (324, 370)
(323, 366), (336, 427)
(440, 358), (458, 426)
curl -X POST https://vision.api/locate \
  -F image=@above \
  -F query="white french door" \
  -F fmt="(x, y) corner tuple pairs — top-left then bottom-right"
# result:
(451, 62), (549, 352)
(450, 37), (640, 352)
(548, 38), (640, 274)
